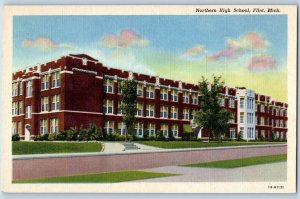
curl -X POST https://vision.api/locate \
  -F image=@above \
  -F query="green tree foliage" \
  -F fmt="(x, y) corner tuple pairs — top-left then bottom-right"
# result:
(195, 75), (231, 143)
(120, 79), (138, 141)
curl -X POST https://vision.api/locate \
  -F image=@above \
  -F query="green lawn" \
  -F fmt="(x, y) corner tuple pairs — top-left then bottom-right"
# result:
(140, 141), (283, 149)
(13, 141), (103, 155)
(182, 154), (287, 168)
(13, 170), (178, 183)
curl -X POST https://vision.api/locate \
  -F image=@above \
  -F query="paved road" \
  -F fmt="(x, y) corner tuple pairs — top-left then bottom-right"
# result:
(135, 162), (287, 182)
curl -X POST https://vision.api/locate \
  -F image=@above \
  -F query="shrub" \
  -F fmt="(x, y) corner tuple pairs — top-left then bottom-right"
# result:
(155, 130), (165, 141)
(269, 132), (275, 142)
(34, 135), (42, 141)
(261, 134), (265, 141)
(237, 131), (245, 141)
(56, 131), (67, 141)
(12, 134), (20, 141)
(182, 132), (196, 141)
(48, 133), (57, 141)
(41, 133), (49, 141)
(107, 133), (117, 141)
(143, 130), (149, 141)
(115, 134), (126, 141)
(168, 131), (175, 141)
(148, 136), (156, 141)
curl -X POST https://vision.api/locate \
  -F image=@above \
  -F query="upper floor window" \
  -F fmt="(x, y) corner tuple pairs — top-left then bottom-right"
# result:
(229, 98), (235, 108)
(160, 106), (168, 118)
(192, 94), (198, 105)
(170, 106), (178, 119)
(171, 124), (179, 137)
(50, 118), (59, 133)
(240, 112), (244, 123)
(103, 79), (114, 93)
(171, 90), (178, 102)
(104, 99), (113, 114)
(41, 97), (49, 112)
(219, 98), (225, 107)
(12, 83), (18, 96)
(19, 82), (23, 95)
(240, 98), (244, 109)
(40, 119), (48, 135)
(12, 102), (18, 116)
(117, 81), (123, 94)
(146, 104), (155, 117)
(183, 92), (189, 103)
(146, 86), (155, 99)
(190, 109), (196, 120)
(118, 101), (123, 115)
(19, 101), (23, 115)
(137, 84), (143, 96)
(52, 95), (60, 111)
(160, 88), (168, 100)
(260, 104), (265, 113)
(183, 108), (189, 120)
(25, 106), (32, 119)
(41, 75), (49, 90)
(247, 97), (254, 109)
(26, 80), (32, 98)
(261, 117), (265, 125)
(136, 103), (143, 116)
(51, 72), (61, 88)
(229, 112), (235, 123)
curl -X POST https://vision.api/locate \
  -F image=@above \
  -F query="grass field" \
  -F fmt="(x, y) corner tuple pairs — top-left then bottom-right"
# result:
(182, 154), (287, 168)
(140, 141), (283, 149)
(13, 170), (178, 183)
(13, 141), (103, 155)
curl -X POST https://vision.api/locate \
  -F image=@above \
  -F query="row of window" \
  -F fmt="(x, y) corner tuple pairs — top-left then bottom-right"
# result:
(104, 99), (198, 119)
(219, 98), (236, 108)
(255, 104), (287, 116)
(104, 121), (179, 137)
(12, 72), (61, 98)
(239, 97), (254, 110)
(12, 118), (59, 135)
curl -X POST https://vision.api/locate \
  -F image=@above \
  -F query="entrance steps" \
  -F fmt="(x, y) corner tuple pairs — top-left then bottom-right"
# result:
(122, 143), (140, 151)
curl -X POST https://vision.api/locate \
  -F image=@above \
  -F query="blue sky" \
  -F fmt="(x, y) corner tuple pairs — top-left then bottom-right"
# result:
(13, 15), (287, 101)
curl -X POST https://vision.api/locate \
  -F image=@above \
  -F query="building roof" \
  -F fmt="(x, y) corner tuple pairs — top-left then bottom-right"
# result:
(69, 54), (99, 62)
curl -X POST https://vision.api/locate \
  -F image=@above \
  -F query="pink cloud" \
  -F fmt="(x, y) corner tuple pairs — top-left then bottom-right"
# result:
(208, 32), (268, 61)
(181, 45), (205, 57)
(248, 55), (277, 71)
(22, 36), (74, 52)
(102, 29), (149, 48)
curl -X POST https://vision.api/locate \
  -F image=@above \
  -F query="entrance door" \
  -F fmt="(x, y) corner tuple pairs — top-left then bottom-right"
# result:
(25, 124), (31, 141)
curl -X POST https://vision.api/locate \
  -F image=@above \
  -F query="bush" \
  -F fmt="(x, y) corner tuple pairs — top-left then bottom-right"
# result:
(168, 131), (175, 141)
(155, 130), (165, 141)
(269, 132), (275, 142)
(34, 135), (42, 141)
(237, 131), (245, 141)
(143, 130), (149, 141)
(56, 131), (67, 141)
(48, 133), (57, 141)
(148, 136), (156, 141)
(12, 134), (20, 141)
(107, 133), (117, 141)
(182, 133), (196, 141)
(115, 134), (126, 141)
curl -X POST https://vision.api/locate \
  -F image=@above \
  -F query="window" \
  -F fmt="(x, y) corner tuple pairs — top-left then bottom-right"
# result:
(219, 98), (225, 107)
(239, 98), (244, 108)
(255, 115), (258, 125)
(183, 92), (189, 103)
(230, 128), (236, 138)
(82, 58), (87, 65)
(280, 120), (283, 127)
(118, 101), (123, 115)
(229, 112), (235, 123)
(19, 82), (23, 95)
(171, 90), (178, 102)
(41, 97), (49, 112)
(103, 79), (114, 93)
(40, 119), (48, 135)
(50, 118), (59, 133)
(247, 127), (254, 139)
(160, 88), (168, 100)
(136, 103), (143, 116)
(247, 113), (254, 124)
(117, 81), (123, 94)
(12, 122), (17, 135)
(12, 83), (18, 96)
(161, 124), (169, 137)
(247, 97), (253, 109)
(104, 99), (113, 114)
(104, 121), (114, 134)
(118, 122), (126, 135)
(12, 102), (18, 116)
(183, 108), (189, 120)
(146, 104), (155, 117)
(18, 122), (22, 135)
(192, 94), (198, 105)
(146, 86), (155, 99)
(52, 95), (60, 111)
(229, 98), (235, 108)
(19, 101), (23, 114)
(137, 84), (143, 96)
(170, 106), (178, 119)
(135, 122), (144, 137)
(190, 109), (196, 120)
(26, 80), (32, 97)
(160, 106), (168, 118)
(261, 117), (265, 125)
(25, 106), (32, 119)
(240, 112), (244, 123)
(255, 104), (258, 112)
(41, 75), (49, 90)
(147, 123), (155, 136)
(171, 125), (178, 137)
(240, 127), (244, 135)
(51, 71), (61, 88)
(280, 109), (284, 117)
(260, 104), (265, 113)
(261, 130), (265, 138)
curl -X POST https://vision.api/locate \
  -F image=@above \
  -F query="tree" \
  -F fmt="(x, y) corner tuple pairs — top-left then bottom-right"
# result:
(120, 79), (138, 141)
(195, 75), (231, 143)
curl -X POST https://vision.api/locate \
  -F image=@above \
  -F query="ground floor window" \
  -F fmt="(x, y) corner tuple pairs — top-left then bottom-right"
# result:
(147, 123), (155, 136)
(171, 124), (178, 137)
(261, 130), (265, 138)
(12, 122), (17, 135)
(104, 121), (114, 134)
(118, 122), (126, 135)
(135, 122), (144, 137)
(18, 122), (22, 135)
(50, 118), (59, 133)
(230, 128), (236, 139)
(161, 124), (169, 137)
(40, 119), (48, 135)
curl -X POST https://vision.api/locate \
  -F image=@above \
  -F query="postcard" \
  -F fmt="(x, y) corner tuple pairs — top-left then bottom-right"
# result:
(2, 5), (297, 193)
